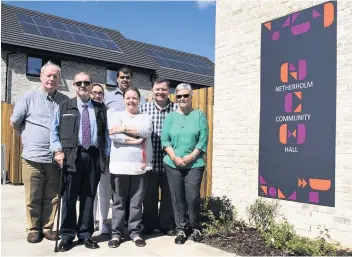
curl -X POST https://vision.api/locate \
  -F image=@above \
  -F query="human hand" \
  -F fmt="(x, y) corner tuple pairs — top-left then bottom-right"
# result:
(181, 154), (195, 165)
(109, 125), (124, 135)
(174, 157), (186, 167)
(54, 151), (65, 169)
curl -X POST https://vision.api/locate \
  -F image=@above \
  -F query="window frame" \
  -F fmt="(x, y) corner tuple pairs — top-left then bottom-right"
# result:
(106, 69), (118, 87)
(26, 55), (61, 77)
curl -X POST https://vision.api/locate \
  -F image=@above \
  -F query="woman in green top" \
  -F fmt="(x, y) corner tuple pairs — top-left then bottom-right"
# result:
(161, 83), (209, 245)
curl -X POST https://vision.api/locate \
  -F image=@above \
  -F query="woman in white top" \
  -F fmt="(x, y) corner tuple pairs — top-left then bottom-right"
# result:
(107, 87), (153, 248)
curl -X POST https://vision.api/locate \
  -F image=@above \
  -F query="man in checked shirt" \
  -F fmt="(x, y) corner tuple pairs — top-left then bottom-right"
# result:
(140, 78), (178, 236)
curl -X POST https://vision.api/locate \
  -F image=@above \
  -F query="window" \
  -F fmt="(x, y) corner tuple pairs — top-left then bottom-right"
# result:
(106, 69), (117, 87)
(26, 56), (61, 77)
(27, 57), (42, 76)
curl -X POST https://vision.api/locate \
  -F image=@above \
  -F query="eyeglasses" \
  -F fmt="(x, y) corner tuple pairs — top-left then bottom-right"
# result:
(119, 76), (131, 80)
(176, 94), (190, 99)
(75, 81), (91, 87)
(91, 91), (104, 96)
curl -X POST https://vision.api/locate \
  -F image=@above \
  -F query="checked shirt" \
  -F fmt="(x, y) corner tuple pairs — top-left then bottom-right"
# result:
(139, 100), (178, 173)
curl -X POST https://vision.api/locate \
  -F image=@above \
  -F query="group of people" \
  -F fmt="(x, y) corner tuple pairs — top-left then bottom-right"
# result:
(10, 61), (209, 252)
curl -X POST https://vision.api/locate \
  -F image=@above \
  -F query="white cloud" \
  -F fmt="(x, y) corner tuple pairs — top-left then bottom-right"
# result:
(196, 0), (215, 10)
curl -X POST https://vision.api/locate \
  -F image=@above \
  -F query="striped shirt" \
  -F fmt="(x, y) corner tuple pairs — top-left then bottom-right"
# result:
(139, 100), (178, 173)
(10, 89), (69, 163)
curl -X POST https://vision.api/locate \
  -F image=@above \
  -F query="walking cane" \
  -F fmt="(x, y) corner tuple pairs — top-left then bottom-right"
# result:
(54, 163), (65, 253)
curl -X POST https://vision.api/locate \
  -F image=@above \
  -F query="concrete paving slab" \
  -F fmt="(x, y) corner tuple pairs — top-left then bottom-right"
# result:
(1, 184), (235, 256)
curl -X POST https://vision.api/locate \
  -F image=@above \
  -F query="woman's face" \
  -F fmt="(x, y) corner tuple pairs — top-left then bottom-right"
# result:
(91, 85), (104, 103)
(124, 90), (140, 113)
(176, 89), (191, 108)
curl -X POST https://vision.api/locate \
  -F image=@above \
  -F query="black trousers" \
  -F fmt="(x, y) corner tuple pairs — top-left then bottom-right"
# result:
(60, 147), (101, 241)
(111, 174), (146, 240)
(142, 172), (175, 230)
(164, 164), (204, 232)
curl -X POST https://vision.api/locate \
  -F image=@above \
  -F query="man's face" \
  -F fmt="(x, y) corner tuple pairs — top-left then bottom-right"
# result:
(152, 82), (170, 103)
(117, 71), (132, 92)
(40, 65), (60, 92)
(73, 74), (92, 99)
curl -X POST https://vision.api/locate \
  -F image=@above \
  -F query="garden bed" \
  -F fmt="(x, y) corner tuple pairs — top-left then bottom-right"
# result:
(200, 196), (352, 256)
(202, 224), (352, 256)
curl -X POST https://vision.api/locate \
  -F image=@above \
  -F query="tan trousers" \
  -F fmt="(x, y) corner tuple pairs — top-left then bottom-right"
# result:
(22, 158), (60, 232)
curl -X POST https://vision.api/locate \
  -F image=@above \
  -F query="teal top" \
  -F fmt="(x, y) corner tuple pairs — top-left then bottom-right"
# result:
(161, 109), (209, 169)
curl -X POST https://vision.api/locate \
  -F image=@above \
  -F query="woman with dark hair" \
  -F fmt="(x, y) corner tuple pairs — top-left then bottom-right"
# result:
(107, 87), (153, 248)
(90, 83), (110, 235)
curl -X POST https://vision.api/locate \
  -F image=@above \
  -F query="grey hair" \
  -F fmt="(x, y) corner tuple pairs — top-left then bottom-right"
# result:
(175, 83), (193, 96)
(41, 61), (61, 79)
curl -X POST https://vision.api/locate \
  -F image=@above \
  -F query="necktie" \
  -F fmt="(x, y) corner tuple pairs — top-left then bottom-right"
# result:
(82, 104), (91, 149)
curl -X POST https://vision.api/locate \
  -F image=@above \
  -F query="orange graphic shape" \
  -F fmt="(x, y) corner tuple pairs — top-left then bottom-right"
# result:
(309, 179), (331, 191)
(294, 104), (302, 113)
(261, 185), (268, 195)
(298, 178), (302, 187)
(279, 124), (287, 144)
(290, 72), (297, 80)
(281, 63), (288, 83)
(302, 179), (307, 188)
(324, 2), (334, 28)
(278, 188), (286, 199)
(292, 130), (297, 138)
(294, 91), (302, 99)
(264, 22), (271, 31)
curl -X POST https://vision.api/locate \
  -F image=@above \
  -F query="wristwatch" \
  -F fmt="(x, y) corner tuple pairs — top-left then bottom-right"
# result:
(123, 126), (127, 133)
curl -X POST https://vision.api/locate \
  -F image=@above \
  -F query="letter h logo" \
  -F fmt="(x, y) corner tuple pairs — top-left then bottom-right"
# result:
(280, 60), (307, 83)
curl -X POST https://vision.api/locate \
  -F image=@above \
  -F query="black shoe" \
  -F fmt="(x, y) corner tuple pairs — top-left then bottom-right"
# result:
(134, 238), (146, 247)
(143, 229), (154, 235)
(189, 229), (203, 242)
(58, 240), (73, 252)
(27, 231), (43, 243)
(161, 228), (176, 236)
(108, 238), (121, 248)
(174, 230), (187, 244)
(78, 238), (99, 249)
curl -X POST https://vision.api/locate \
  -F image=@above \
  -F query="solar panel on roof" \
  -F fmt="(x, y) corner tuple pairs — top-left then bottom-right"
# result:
(86, 37), (105, 48)
(38, 26), (58, 39)
(17, 13), (34, 24)
(71, 33), (90, 45)
(15, 12), (122, 52)
(94, 31), (111, 41)
(80, 27), (97, 38)
(101, 40), (121, 51)
(65, 24), (82, 34)
(20, 22), (41, 35)
(55, 30), (75, 42)
(147, 49), (213, 76)
(93, 31), (111, 41)
(32, 17), (50, 27)
(49, 21), (67, 31)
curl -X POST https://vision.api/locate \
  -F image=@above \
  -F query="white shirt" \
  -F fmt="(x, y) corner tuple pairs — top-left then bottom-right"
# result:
(108, 109), (153, 175)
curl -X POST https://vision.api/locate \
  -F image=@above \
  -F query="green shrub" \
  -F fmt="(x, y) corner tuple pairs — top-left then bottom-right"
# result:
(200, 195), (238, 237)
(246, 198), (280, 231)
(246, 198), (337, 256)
(261, 219), (296, 251)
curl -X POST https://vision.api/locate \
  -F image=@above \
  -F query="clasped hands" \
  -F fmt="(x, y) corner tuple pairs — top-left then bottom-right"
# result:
(173, 154), (195, 167)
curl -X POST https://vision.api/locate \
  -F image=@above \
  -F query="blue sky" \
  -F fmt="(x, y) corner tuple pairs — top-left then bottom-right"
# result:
(4, 1), (216, 62)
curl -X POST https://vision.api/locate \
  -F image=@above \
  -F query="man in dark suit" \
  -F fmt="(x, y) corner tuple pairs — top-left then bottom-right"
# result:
(50, 72), (109, 252)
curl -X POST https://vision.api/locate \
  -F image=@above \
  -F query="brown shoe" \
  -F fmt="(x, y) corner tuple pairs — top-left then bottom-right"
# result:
(43, 230), (59, 241)
(27, 231), (42, 243)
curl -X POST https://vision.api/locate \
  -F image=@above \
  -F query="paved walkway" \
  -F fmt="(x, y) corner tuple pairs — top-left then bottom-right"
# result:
(1, 184), (235, 256)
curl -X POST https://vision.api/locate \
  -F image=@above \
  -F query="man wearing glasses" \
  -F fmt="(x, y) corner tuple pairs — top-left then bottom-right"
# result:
(50, 72), (109, 252)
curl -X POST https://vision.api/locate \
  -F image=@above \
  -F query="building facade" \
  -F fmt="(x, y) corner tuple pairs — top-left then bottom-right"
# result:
(1, 3), (214, 103)
(213, 0), (352, 247)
